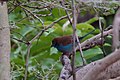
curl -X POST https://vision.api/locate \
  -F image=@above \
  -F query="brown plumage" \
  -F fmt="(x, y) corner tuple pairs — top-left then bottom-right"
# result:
(52, 35), (73, 46)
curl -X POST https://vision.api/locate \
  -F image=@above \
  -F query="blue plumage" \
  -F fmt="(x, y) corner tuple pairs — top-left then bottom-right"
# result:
(55, 43), (73, 53)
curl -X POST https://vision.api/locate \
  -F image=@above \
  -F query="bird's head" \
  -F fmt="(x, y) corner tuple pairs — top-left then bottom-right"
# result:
(51, 38), (58, 48)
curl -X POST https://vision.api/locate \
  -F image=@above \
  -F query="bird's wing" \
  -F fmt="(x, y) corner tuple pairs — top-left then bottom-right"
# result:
(56, 35), (73, 46)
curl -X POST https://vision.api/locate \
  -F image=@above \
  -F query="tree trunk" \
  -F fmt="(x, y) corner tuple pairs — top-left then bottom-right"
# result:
(0, 2), (11, 80)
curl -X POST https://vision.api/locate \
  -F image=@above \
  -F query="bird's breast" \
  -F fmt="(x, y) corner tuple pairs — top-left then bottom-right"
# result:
(56, 44), (73, 53)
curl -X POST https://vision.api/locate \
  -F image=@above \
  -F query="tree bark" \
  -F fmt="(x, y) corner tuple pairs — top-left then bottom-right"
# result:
(112, 8), (120, 50)
(0, 2), (11, 80)
(68, 49), (120, 80)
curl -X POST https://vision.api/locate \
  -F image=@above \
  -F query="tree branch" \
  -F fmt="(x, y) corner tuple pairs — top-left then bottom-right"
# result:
(68, 49), (120, 80)
(112, 8), (120, 51)
(78, 29), (112, 50)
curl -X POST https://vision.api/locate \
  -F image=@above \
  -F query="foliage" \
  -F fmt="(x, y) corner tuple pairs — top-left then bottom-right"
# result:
(8, 0), (118, 80)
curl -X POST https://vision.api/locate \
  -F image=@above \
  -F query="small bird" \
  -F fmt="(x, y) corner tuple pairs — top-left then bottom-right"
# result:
(51, 29), (95, 57)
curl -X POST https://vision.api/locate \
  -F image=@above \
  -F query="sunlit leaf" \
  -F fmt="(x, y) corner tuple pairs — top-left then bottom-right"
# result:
(50, 47), (58, 55)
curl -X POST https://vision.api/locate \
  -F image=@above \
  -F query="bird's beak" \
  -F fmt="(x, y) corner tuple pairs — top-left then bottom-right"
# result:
(51, 44), (53, 47)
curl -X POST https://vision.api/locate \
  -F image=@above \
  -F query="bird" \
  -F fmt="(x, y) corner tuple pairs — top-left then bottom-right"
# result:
(51, 29), (95, 57)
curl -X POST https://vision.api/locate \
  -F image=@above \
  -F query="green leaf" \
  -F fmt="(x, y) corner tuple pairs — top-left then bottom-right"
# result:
(104, 43), (111, 46)
(44, 28), (54, 36)
(83, 47), (103, 60)
(11, 58), (25, 66)
(50, 47), (58, 55)
(86, 17), (99, 24)
(76, 23), (95, 31)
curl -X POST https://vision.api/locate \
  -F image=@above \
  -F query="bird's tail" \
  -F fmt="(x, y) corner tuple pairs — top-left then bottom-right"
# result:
(79, 29), (95, 40)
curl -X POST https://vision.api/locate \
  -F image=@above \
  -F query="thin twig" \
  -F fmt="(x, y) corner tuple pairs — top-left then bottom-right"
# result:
(37, 1), (72, 11)
(11, 37), (29, 45)
(71, 0), (77, 80)
(60, 0), (73, 25)
(22, 4), (50, 9)
(99, 17), (106, 56)
(8, 5), (17, 14)
(20, 5), (44, 25)
(24, 44), (31, 80)
(75, 34), (87, 65)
